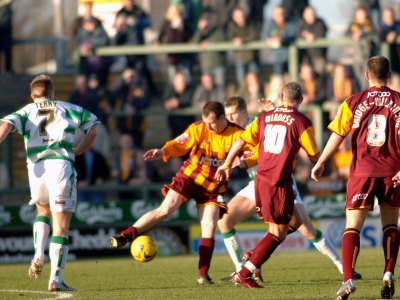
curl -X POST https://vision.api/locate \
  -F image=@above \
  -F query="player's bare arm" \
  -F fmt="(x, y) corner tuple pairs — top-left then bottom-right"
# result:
(74, 126), (98, 156)
(0, 122), (13, 144)
(215, 137), (246, 181)
(392, 171), (400, 188)
(258, 98), (275, 112)
(311, 133), (344, 181)
(143, 148), (165, 161)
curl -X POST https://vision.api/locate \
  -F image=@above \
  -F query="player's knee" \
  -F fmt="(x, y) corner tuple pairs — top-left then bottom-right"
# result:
(155, 206), (174, 220)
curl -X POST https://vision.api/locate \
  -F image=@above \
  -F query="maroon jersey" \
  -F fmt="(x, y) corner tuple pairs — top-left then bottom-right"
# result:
(241, 105), (319, 185)
(329, 86), (400, 177)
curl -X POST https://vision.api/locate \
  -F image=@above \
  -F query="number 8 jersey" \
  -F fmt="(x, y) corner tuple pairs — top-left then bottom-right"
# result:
(329, 85), (400, 177)
(1, 99), (100, 164)
(241, 104), (319, 185)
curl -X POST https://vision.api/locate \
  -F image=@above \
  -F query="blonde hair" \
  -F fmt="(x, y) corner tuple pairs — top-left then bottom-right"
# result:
(30, 74), (54, 98)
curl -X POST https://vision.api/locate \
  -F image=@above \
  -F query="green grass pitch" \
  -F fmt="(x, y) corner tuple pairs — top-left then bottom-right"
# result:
(0, 248), (394, 300)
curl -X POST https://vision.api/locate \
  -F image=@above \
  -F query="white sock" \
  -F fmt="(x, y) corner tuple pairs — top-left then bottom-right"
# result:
(49, 236), (69, 284)
(313, 232), (343, 273)
(222, 229), (243, 272)
(33, 216), (51, 265)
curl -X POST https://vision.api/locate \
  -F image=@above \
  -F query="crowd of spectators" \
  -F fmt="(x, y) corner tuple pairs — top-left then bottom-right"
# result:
(5, 0), (400, 202)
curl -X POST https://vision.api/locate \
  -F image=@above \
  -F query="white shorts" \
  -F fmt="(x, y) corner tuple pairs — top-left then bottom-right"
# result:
(28, 159), (77, 212)
(236, 177), (303, 204)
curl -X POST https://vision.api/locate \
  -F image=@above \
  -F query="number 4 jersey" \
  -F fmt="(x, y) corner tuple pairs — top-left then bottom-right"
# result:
(329, 85), (400, 177)
(1, 99), (100, 164)
(241, 105), (319, 185)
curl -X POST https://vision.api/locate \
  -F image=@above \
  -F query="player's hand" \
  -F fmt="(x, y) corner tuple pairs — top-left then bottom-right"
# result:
(232, 156), (246, 169)
(392, 171), (400, 188)
(311, 163), (324, 181)
(215, 164), (231, 182)
(258, 98), (275, 112)
(143, 149), (164, 161)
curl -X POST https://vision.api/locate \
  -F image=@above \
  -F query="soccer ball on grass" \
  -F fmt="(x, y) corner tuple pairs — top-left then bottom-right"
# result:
(130, 235), (158, 262)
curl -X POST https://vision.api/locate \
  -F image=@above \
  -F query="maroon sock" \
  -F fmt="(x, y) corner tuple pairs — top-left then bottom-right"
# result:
(239, 232), (282, 278)
(198, 238), (215, 276)
(120, 226), (138, 242)
(342, 228), (360, 282)
(383, 224), (400, 274)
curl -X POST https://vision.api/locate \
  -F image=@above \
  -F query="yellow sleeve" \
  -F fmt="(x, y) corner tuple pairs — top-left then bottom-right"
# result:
(299, 126), (319, 157)
(162, 122), (198, 161)
(241, 117), (259, 146)
(328, 100), (353, 137)
(242, 145), (258, 168)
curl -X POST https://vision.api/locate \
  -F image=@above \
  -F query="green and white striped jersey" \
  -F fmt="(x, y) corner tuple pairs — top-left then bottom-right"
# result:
(1, 99), (100, 164)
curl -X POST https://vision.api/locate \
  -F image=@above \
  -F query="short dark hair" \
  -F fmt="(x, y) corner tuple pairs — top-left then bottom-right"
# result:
(282, 82), (302, 103)
(30, 74), (54, 98)
(202, 101), (225, 119)
(367, 55), (391, 81)
(224, 96), (247, 111)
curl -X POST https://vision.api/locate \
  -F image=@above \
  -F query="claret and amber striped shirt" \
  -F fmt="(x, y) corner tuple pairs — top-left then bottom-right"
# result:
(162, 120), (253, 194)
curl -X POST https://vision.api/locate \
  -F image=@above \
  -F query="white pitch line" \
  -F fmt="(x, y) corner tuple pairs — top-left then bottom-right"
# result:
(0, 289), (73, 300)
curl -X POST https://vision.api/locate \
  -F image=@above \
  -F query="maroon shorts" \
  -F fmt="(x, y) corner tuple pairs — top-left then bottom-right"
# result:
(162, 171), (228, 218)
(255, 176), (294, 224)
(346, 176), (400, 210)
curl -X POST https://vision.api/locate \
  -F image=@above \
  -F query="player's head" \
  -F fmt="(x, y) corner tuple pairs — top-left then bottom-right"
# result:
(202, 101), (227, 134)
(366, 55), (391, 84)
(30, 74), (54, 100)
(280, 82), (303, 106)
(224, 96), (248, 128)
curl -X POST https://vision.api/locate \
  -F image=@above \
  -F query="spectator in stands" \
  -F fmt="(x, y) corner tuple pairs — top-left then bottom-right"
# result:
(108, 67), (150, 148)
(114, 0), (153, 90)
(346, 6), (378, 90)
(299, 63), (326, 105)
(163, 71), (195, 138)
(112, 133), (151, 201)
(75, 17), (111, 87)
(75, 146), (110, 203)
(380, 7), (400, 75)
(297, 6), (328, 75)
(261, 5), (296, 76)
(170, 0), (202, 38)
(264, 74), (285, 104)
(237, 71), (263, 113)
(69, 75), (110, 124)
(192, 73), (225, 108)
(0, 0), (13, 76)
(357, 0), (381, 30)
(191, 13), (226, 87)
(227, 7), (259, 86)
(69, 1), (102, 68)
(156, 4), (193, 84)
(327, 63), (356, 104)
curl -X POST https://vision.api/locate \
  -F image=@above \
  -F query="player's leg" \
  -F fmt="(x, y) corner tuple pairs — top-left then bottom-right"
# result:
(29, 203), (51, 279)
(109, 189), (185, 248)
(197, 203), (220, 284)
(218, 184), (257, 273)
(47, 160), (77, 292)
(296, 203), (343, 273)
(234, 222), (287, 288)
(27, 161), (51, 279)
(380, 204), (399, 299)
(48, 210), (74, 292)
